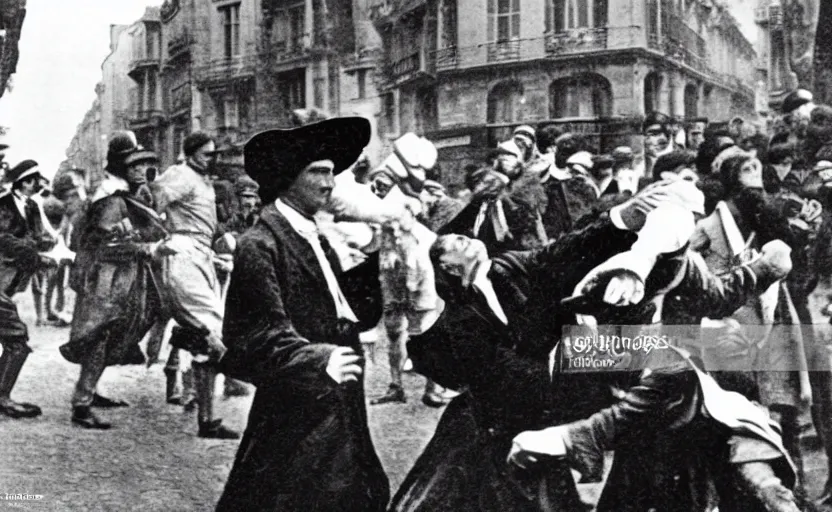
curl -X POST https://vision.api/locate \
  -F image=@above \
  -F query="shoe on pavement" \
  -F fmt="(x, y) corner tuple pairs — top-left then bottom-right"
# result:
(91, 393), (129, 408)
(370, 384), (406, 405)
(198, 419), (240, 439)
(0, 400), (42, 419)
(72, 406), (111, 430)
(422, 392), (450, 408)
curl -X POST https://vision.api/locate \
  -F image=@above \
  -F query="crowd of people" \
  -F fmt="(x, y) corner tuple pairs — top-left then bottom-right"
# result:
(1, 86), (832, 510)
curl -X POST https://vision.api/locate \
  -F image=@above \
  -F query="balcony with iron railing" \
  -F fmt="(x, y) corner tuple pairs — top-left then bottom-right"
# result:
(128, 109), (165, 129)
(128, 54), (161, 80)
(432, 47), (458, 71)
(487, 39), (521, 62)
(194, 52), (258, 87)
(380, 48), (435, 87)
(545, 27), (608, 56)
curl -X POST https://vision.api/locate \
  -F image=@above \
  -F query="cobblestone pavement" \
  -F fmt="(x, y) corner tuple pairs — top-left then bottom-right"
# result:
(0, 289), (830, 511)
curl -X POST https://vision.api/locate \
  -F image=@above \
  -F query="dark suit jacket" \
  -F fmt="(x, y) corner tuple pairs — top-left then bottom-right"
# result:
(217, 203), (388, 512)
(0, 193), (43, 296)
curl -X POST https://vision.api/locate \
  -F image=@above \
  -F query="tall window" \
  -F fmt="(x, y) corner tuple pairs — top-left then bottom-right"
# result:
(289, 4), (305, 50)
(487, 80), (523, 123)
(644, 72), (662, 113)
(146, 27), (158, 59)
(147, 71), (157, 111)
(278, 69), (306, 115)
(221, 4), (241, 58)
(222, 98), (239, 128)
(439, 0), (457, 48)
(548, 0), (607, 32)
(488, 0), (520, 43)
(549, 74), (611, 118)
(415, 86), (438, 133)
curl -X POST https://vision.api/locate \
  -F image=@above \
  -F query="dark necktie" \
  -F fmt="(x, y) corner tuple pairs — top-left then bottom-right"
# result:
(24, 199), (41, 236)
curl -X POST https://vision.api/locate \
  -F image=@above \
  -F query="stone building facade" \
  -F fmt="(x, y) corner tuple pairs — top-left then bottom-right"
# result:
(0, 0), (26, 103)
(372, 0), (758, 187)
(65, 0), (386, 178)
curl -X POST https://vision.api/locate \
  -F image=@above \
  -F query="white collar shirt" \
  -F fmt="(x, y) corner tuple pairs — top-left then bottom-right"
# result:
(275, 198), (359, 322)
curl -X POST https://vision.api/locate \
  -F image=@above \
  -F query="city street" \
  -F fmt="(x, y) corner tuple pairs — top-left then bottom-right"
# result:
(0, 289), (829, 511)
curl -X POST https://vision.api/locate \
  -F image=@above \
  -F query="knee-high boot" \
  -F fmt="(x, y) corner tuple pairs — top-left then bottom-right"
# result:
(194, 361), (238, 439)
(0, 344), (41, 418)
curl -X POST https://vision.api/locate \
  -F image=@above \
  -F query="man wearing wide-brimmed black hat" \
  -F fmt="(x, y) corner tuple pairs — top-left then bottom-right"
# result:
(216, 117), (390, 512)
(0, 160), (57, 418)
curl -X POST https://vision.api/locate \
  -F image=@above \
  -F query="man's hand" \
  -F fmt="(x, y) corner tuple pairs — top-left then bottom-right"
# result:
(600, 270), (645, 306)
(325, 347), (363, 384)
(205, 332), (228, 362)
(610, 180), (673, 231)
(507, 427), (568, 470)
(747, 240), (792, 285)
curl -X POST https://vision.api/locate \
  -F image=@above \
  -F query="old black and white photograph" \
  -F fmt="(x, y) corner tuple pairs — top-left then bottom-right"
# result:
(0, 0), (831, 510)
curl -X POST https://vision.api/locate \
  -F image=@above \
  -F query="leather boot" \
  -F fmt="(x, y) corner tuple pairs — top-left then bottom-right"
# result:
(71, 406), (111, 430)
(193, 362), (238, 438)
(181, 369), (196, 411)
(165, 368), (183, 405)
(0, 345), (41, 418)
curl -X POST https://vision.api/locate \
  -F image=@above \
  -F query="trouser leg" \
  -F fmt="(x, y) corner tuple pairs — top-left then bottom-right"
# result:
(193, 360), (215, 424)
(0, 339), (41, 418)
(71, 338), (107, 408)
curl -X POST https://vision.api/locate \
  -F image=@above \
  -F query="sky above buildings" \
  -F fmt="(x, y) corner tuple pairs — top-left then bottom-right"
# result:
(0, 0), (757, 179)
(0, 0), (162, 178)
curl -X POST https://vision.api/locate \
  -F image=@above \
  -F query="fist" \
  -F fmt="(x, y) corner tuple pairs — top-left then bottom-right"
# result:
(756, 240), (793, 280)
(326, 347), (363, 384)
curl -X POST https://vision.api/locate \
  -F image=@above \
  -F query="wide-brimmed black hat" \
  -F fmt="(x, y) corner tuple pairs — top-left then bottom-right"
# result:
(7, 159), (44, 183)
(244, 117), (371, 203)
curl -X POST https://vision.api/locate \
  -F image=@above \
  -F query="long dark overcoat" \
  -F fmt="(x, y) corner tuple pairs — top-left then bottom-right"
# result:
(392, 213), (638, 511)
(217, 204), (388, 512)
(61, 192), (166, 366)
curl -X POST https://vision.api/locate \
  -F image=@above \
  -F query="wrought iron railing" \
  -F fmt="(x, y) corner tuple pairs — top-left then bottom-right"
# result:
(432, 47), (458, 70)
(545, 27), (608, 55)
(194, 54), (258, 85)
(487, 39), (520, 62)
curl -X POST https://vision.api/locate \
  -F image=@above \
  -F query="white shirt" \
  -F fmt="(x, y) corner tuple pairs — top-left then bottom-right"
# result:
(275, 199), (359, 322)
(472, 260), (508, 325)
(11, 190), (27, 219)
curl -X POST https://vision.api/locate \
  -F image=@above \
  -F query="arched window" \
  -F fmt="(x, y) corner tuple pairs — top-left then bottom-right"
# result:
(547, 0), (608, 32)
(684, 84), (698, 118)
(487, 80), (524, 124)
(644, 72), (662, 114)
(549, 73), (611, 118)
(487, 80), (524, 145)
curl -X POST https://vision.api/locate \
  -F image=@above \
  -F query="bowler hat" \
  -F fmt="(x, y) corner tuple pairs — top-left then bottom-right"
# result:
(244, 117), (371, 203)
(782, 89), (813, 114)
(7, 159), (43, 183)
